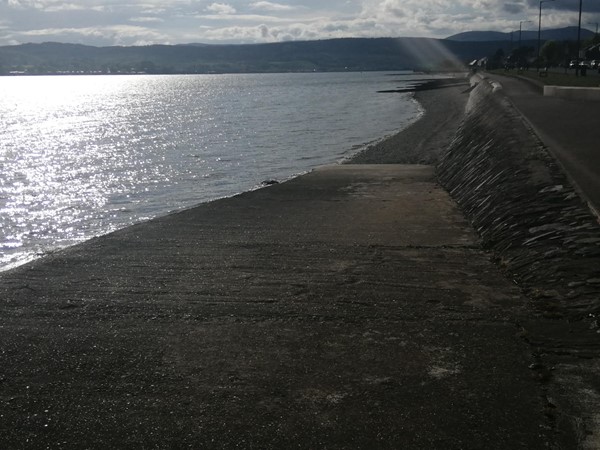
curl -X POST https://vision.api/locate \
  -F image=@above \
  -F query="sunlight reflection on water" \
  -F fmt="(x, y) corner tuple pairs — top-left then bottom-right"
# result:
(0, 72), (427, 271)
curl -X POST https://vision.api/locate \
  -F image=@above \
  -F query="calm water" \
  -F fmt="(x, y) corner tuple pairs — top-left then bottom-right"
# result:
(0, 72), (427, 271)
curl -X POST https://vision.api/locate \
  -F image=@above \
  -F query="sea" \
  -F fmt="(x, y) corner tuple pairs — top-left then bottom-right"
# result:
(0, 71), (434, 272)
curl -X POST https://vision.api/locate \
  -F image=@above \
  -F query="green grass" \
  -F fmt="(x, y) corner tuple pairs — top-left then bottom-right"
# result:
(491, 69), (600, 87)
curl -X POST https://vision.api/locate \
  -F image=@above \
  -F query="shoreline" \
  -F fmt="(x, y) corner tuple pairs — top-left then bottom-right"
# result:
(0, 81), (465, 275)
(347, 80), (469, 165)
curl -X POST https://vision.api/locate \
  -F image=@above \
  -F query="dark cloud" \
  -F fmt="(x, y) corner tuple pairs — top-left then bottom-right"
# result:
(526, 0), (600, 13)
(259, 23), (269, 38)
(322, 22), (350, 33)
(502, 3), (525, 15)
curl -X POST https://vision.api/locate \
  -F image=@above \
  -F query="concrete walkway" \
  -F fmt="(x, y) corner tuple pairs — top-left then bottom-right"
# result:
(485, 73), (600, 215)
(0, 165), (571, 448)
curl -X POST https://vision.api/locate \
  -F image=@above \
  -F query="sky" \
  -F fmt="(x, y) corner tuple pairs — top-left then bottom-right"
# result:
(1, 0), (599, 47)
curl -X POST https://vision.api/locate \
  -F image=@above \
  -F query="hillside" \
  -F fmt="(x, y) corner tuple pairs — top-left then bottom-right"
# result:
(0, 37), (511, 75)
(447, 26), (594, 42)
(0, 36), (551, 75)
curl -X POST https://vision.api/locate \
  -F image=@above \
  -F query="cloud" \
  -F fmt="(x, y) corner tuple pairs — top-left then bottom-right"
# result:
(6, 0), (30, 8)
(197, 21), (336, 43)
(19, 24), (170, 46)
(356, 0), (600, 38)
(522, 0), (600, 13)
(381, 0), (406, 17)
(6, 0), (101, 10)
(44, 3), (106, 13)
(250, 1), (295, 12)
(130, 16), (164, 24)
(206, 3), (237, 15)
(502, 3), (525, 15)
(1, 0), (600, 47)
(195, 13), (288, 23)
(258, 24), (269, 38)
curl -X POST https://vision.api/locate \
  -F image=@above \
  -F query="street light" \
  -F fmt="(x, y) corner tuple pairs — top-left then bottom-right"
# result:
(538, 0), (555, 69)
(576, 0), (583, 76)
(519, 20), (532, 50)
(518, 20), (533, 67)
(589, 22), (599, 37)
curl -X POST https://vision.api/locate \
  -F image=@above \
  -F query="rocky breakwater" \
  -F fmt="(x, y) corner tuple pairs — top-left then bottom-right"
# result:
(437, 77), (600, 321)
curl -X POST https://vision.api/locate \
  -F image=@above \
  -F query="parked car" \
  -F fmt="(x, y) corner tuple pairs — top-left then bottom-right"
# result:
(590, 60), (599, 69)
(569, 60), (591, 70)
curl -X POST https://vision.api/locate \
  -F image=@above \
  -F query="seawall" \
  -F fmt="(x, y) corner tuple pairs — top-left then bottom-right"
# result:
(544, 85), (600, 101)
(437, 77), (600, 318)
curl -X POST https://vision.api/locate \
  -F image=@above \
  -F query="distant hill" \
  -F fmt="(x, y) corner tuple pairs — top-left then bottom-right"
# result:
(0, 38), (471, 75)
(0, 33), (588, 75)
(446, 31), (510, 42)
(447, 26), (595, 42)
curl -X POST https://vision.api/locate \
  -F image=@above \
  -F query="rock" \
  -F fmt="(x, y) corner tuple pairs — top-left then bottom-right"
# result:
(539, 185), (564, 194)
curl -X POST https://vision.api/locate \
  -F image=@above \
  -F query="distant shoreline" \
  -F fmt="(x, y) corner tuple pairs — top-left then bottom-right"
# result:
(347, 77), (469, 165)
(0, 70), (465, 77)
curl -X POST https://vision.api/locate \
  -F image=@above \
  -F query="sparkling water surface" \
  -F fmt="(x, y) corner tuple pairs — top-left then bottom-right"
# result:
(0, 72), (426, 271)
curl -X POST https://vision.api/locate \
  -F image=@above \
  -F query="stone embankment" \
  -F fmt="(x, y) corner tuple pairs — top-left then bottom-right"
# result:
(437, 77), (600, 320)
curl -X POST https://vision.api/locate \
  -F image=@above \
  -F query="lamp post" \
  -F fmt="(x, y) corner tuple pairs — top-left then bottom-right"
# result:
(589, 22), (599, 38)
(519, 20), (532, 67)
(519, 20), (532, 49)
(576, 0), (583, 76)
(538, 0), (555, 70)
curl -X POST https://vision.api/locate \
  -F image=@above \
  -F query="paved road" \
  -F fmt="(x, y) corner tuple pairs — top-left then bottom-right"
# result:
(486, 73), (600, 214)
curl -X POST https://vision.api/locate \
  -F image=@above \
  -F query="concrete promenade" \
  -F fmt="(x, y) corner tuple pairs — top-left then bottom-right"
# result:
(0, 87), (579, 448)
(485, 73), (600, 215)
